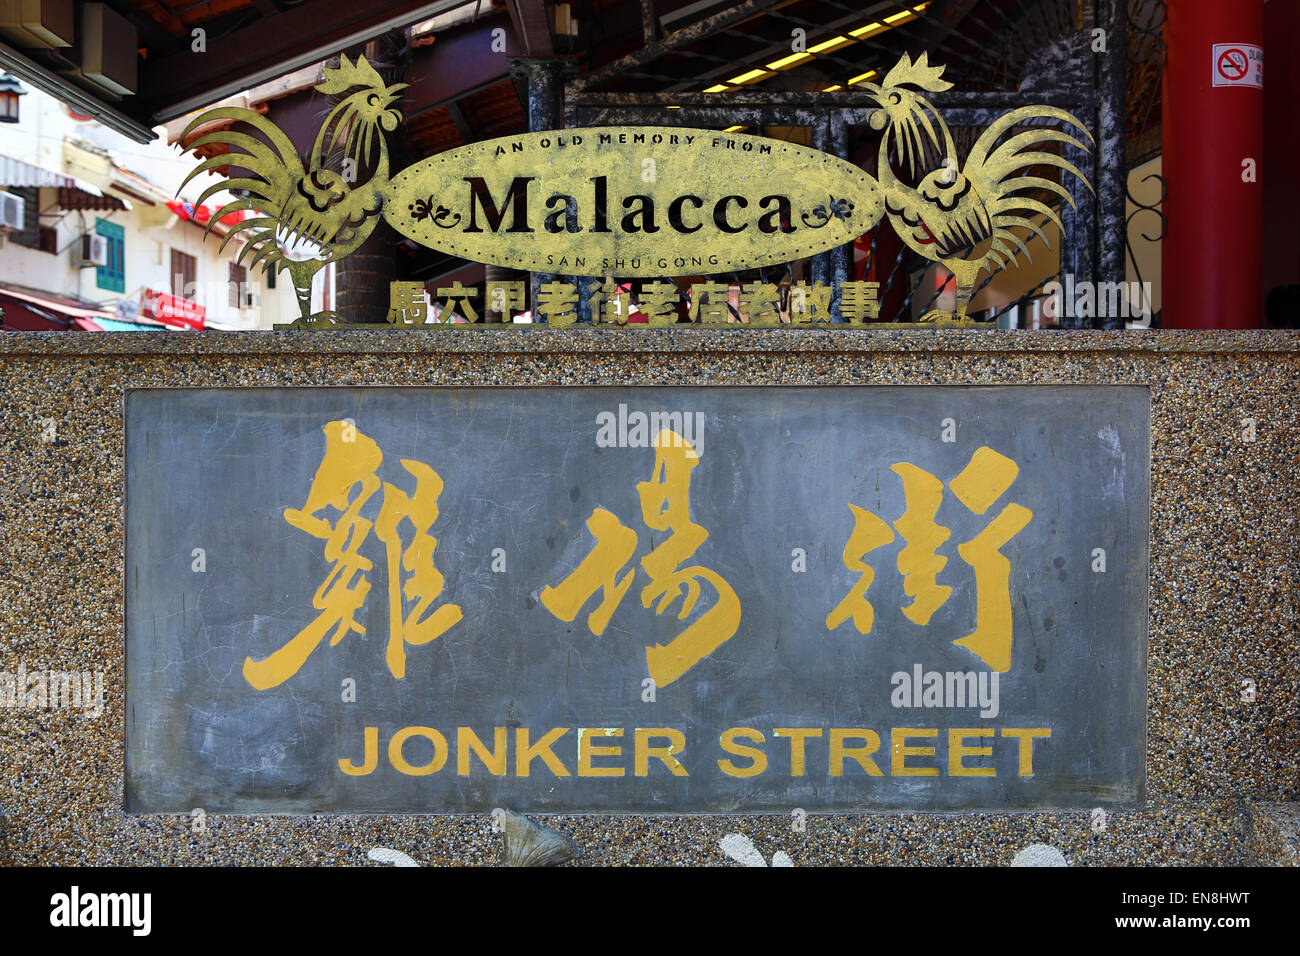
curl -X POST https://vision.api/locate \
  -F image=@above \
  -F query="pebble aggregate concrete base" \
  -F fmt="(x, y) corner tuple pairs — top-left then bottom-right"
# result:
(0, 328), (1295, 865)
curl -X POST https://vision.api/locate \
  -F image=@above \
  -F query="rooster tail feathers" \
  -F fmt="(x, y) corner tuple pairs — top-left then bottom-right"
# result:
(178, 107), (301, 174)
(983, 132), (1092, 188)
(992, 231), (1035, 266)
(996, 215), (1054, 253)
(967, 106), (1094, 185)
(235, 235), (274, 268)
(996, 211), (1059, 249)
(185, 129), (277, 163)
(207, 197), (263, 221)
(997, 174), (1079, 211)
(176, 153), (237, 196)
(179, 176), (269, 240)
(190, 177), (274, 214)
(969, 105), (1095, 155)
(962, 111), (1094, 261)
(996, 195), (1066, 232)
(986, 244), (1012, 270)
(178, 156), (285, 210)
(178, 106), (304, 240)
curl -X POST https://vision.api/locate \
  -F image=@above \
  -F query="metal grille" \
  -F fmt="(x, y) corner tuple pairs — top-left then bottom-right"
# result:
(1123, 0), (1164, 327)
(553, 0), (1145, 327)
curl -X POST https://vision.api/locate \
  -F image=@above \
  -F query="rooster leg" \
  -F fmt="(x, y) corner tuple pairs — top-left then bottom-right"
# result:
(918, 262), (983, 325)
(292, 285), (341, 327)
(949, 261), (982, 326)
(295, 281), (313, 323)
(273, 281), (320, 330)
(271, 262), (341, 329)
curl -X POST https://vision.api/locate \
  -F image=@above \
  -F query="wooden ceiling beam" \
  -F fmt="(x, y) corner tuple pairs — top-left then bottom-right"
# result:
(135, 0), (466, 124)
(503, 0), (552, 57)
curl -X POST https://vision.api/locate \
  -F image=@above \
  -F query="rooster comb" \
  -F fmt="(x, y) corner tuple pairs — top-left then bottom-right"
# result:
(316, 54), (390, 95)
(882, 52), (954, 93)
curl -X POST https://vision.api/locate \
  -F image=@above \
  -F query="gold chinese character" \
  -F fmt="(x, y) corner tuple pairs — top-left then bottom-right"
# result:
(789, 281), (833, 323)
(386, 281), (427, 326)
(688, 282), (730, 324)
(737, 282), (780, 326)
(892, 463), (952, 625)
(637, 281), (680, 326)
(242, 421), (461, 689)
(597, 281), (634, 325)
(537, 280), (579, 327)
(827, 446), (1031, 672)
(636, 434), (742, 686)
(538, 508), (639, 634)
(574, 278), (613, 324)
(540, 429), (740, 687)
(840, 280), (881, 322)
(436, 281), (480, 322)
(487, 280), (526, 320)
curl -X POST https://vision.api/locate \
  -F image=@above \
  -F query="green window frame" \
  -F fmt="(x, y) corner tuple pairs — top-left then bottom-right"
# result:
(95, 219), (125, 293)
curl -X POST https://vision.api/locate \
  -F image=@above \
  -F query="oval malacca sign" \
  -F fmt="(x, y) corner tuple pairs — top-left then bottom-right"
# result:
(383, 127), (882, 277)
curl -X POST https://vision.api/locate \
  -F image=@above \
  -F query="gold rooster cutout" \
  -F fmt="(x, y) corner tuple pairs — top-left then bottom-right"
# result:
(862, 53), (1094, 324)
(178, 55), (407, 327)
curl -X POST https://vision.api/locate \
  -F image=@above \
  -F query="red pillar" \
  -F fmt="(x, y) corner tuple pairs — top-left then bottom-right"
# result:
(1162, 0), (1265, 328)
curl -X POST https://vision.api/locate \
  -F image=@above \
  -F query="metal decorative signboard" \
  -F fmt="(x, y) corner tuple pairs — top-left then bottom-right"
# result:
(382, 127), (878, 278)
(180, 53), (1092, 327)
(125, 385), (1148, 813)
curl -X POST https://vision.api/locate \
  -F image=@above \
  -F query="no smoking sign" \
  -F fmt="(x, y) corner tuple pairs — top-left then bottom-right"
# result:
(1212, 43), (1263, 89)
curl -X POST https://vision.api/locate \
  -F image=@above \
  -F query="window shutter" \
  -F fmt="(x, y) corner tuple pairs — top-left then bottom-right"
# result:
(95, 219), (125, 294)
(170, 250), (196, 299)
(229, 263), (247, 307)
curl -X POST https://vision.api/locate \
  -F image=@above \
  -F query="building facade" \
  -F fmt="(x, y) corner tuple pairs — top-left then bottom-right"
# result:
(0, 79), (313, 330)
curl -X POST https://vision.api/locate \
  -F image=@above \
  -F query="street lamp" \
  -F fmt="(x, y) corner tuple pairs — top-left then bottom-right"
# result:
(0, 73), (25, 123)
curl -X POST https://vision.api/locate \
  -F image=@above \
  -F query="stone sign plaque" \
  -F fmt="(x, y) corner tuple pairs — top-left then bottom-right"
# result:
(125, 386), (1148, 813)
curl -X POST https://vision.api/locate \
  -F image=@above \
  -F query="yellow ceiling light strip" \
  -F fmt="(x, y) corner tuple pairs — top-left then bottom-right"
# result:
(849, 22), (885, 38)
(726, 68), (772, 85)
(766, 51), (813, 70)
(703, 2), (930, 93)
(808, 35), (854, 54)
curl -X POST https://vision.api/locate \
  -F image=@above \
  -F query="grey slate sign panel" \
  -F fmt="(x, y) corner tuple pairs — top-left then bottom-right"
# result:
(125, 386), (1149, 813)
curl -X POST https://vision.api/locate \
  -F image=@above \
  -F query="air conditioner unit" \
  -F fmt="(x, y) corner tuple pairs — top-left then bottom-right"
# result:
(0, 0), (75, 49)
(73, 3), (137, 97)
(0, 191), (24, 231)
(75, 233), (108, 267)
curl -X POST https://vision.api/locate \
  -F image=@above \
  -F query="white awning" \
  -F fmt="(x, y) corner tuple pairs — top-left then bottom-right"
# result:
(0, 152), (108, 199)
(0, 152), (76, 189)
